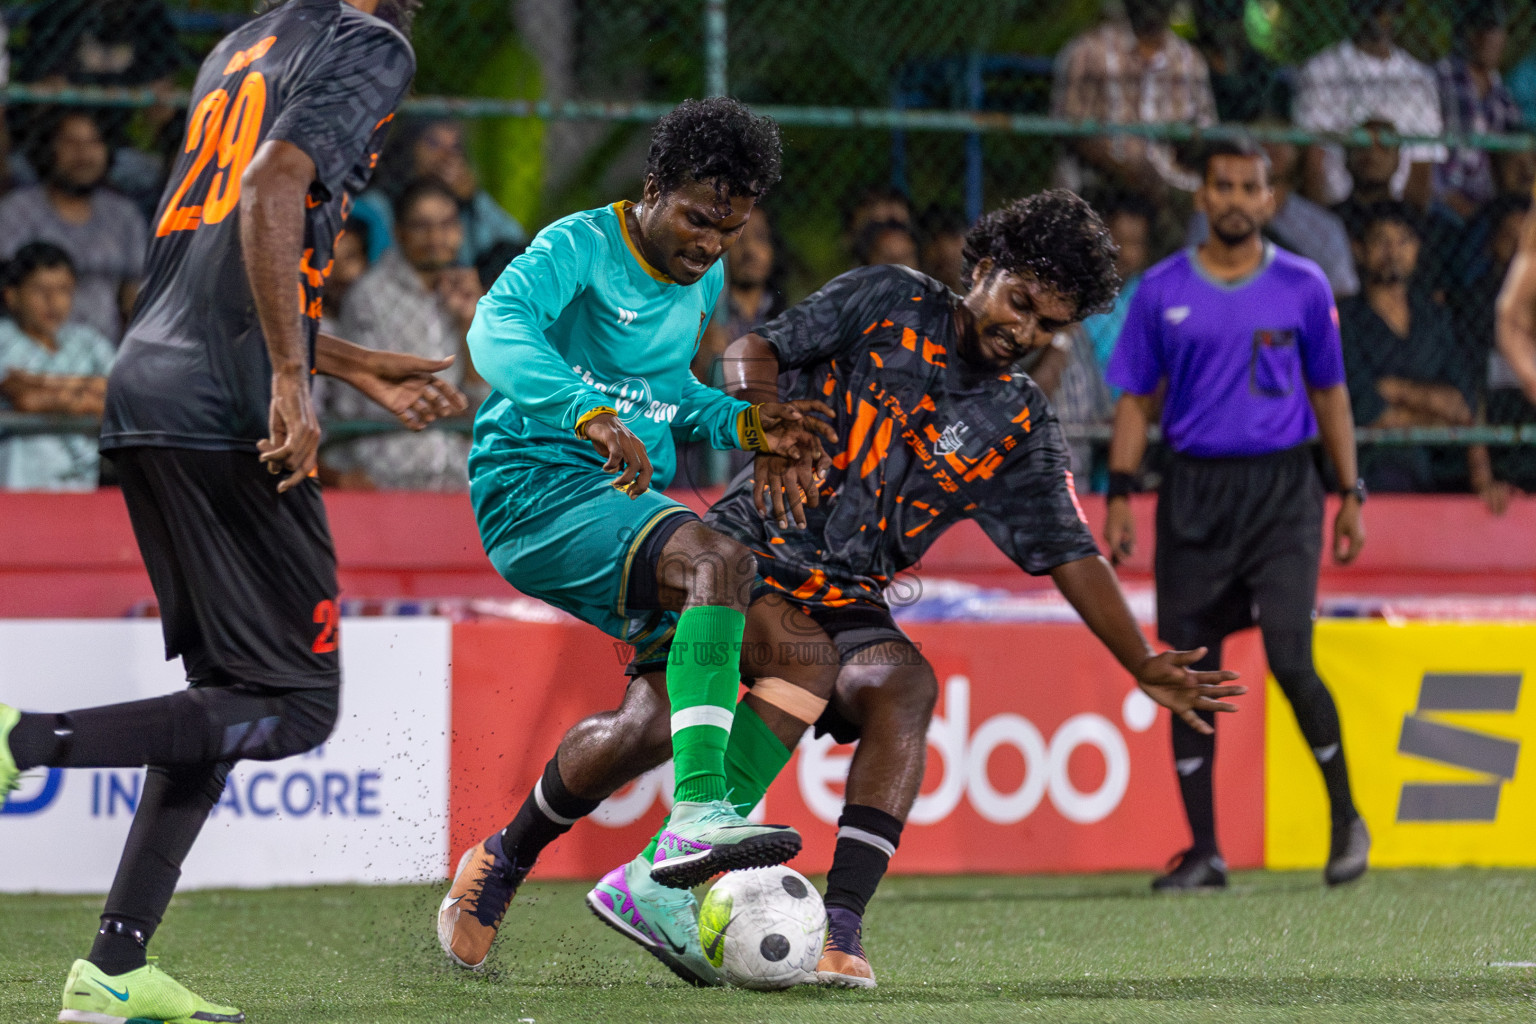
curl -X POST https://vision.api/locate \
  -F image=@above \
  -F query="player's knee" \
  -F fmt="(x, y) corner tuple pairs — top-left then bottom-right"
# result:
(848, 657), (938, 734)
(886, 661), (939, 727)
(1263, 633), (1320, 696)
(682, 529), (755, 606)
(263, 690), (339, 761)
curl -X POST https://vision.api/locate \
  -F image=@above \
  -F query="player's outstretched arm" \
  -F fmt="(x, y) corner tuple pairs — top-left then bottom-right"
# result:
(314, 333), (468, 429)
(241, 139), (321, 493)
(1049, 554), (1245, 735)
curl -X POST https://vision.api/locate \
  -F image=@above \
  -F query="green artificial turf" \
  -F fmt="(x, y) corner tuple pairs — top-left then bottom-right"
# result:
(2, 870), (1533, 1023)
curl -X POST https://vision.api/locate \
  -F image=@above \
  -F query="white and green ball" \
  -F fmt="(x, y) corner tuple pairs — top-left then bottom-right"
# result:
(698, 866), (826, 990)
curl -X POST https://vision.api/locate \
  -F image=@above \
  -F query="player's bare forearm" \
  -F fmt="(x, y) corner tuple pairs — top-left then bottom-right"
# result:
(1107, 392), (1153, 474)
(1307, 383), (1359, 485)
(240, 140), (316, 377)
(314, 331), (370, 378)
(722, 333), (782, 405)
(1496, 247), (1536, 404)
(1049, 555), (1155, 674)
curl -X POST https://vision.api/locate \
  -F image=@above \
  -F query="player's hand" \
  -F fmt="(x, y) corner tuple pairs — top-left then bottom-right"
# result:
(757, 400), (838, 462)
(1332, 496), (1365, 565)
(753, 450), (827, 531)
(585, 412), (653, 497)
(259, 370), (322, 493)
(350, 351), (469, 429)
(1134, 647), (1245, 736)
(1104, 496), (1135, 565)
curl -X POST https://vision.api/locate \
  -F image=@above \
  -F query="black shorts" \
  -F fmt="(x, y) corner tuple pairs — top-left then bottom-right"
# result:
(110, 447), (341, 689)
(620, 508), (700, 676)
(1154, 444), (1324, 650)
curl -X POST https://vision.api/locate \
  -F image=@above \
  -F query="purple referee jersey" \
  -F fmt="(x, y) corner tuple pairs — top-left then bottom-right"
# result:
(1106, 244), (1345, 458)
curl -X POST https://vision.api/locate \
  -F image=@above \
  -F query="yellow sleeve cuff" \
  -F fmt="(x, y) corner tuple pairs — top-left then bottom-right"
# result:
(574, 406), (619, 439)
(736, 403), (771, 452)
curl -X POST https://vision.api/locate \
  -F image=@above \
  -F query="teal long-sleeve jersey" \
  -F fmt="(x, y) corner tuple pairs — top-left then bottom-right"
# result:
(467, 200), (749, 489)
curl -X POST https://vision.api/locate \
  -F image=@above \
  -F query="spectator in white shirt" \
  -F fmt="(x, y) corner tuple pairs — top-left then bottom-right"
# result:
(1294, 0), (1444, 210)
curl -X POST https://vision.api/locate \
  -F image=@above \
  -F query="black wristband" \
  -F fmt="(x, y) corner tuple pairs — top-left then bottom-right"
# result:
(1106, 471), (1137, 500)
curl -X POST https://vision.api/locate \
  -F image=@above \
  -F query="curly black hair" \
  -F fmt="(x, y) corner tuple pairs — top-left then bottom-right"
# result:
(962, 190), (1120, 319)
(645, 97), (783, 200)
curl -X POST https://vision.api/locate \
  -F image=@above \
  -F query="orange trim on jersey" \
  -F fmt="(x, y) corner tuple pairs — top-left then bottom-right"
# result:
(222, 35), (276, 75)
(612, 201), (674, 283)
(870, 351), (884, 367)
(791, 569), (828, 601)
(859, 417), (894, 478)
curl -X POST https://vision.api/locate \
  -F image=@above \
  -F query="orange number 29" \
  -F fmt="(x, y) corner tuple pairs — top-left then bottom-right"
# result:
(157, 73), (268, 237)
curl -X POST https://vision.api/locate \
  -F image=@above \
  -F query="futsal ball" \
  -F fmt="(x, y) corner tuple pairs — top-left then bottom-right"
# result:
(698, 866), (826, 990)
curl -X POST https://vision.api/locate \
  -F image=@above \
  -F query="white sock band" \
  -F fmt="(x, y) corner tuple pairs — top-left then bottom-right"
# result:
(838, 825), (896, 858)
(671, 705), (734, 735)
(533, 778), (579, 826)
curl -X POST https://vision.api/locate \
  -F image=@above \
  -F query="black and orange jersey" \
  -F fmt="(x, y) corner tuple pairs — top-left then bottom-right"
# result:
(707, 264), (1100, 608)
(102, 0), (414, 451)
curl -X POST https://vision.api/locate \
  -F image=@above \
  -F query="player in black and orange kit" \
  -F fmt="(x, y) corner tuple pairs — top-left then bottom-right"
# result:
(0, 2), (465, 1021)
(448, 190), (1245, 990)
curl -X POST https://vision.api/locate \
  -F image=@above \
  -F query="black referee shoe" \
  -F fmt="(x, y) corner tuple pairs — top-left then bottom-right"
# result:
(1151, 849), (1228, 892)
(1324, 817), (1371, 886)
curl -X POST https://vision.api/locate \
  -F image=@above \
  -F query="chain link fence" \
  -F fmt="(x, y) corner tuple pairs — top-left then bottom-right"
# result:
(3, 0), (1536, 493)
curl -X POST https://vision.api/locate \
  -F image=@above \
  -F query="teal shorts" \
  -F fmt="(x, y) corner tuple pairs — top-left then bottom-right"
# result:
(471, 447), (691, 664)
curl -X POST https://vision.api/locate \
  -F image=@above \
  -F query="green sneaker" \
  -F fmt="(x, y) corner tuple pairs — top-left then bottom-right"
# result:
(0, 703), (21, 809)
(586, 856), (722, 987)
(648, 799), (801, 889)
(59, 957), (244, 1023)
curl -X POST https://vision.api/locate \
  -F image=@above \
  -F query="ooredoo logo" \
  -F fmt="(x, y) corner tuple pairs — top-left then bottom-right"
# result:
(591, 675), (1158, 829)
(799, 676), (1148, 826)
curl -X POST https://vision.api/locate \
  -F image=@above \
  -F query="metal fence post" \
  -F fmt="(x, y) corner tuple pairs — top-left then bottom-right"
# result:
(705, 0), (728, 97)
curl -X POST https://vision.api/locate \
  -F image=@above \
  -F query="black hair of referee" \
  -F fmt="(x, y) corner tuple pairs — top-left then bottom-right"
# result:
(1104, 138), (1371, 891)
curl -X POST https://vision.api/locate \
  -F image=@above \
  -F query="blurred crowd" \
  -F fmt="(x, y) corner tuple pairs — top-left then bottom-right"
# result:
(1, 0), (1534, 510)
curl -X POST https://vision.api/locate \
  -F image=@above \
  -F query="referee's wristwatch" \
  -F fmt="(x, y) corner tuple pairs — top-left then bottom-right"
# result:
(1339, 478), (1368, 504)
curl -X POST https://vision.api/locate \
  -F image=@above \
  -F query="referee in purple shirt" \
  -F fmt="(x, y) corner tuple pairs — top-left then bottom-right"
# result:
(1104, 139), (1371, 891)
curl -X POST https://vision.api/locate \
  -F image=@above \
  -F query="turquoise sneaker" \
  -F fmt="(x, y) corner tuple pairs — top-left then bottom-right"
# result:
(59, 957), (244, 1023)
(0, 703), (21, 809)
(587, 856), (721, 987)
(649, 799), (801, 889)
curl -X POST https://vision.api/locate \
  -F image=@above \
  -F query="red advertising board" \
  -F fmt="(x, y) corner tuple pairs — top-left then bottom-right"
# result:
(449, 621), (1267, 879)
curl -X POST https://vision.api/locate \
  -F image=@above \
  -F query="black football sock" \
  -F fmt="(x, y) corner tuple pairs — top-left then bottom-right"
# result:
(1171, 710), (1219, 856)
(88, 762), (230, 975)
(1264, 629), (1358, 830)
(499, 754), (601, 875)
(824, 804), (903, 922)
(9, 686), (333, 770)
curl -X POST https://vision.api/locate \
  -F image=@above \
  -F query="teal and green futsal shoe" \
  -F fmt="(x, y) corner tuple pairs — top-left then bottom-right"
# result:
(59, 958), (244, 1023)
(0, 703), (21, 808)
(649, 799), (801, 889)
(587, 855), (721, 987)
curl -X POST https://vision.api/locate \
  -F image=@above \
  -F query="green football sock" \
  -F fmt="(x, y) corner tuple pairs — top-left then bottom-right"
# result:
(641, 698), (793, 863)
(667, 605), (746, 805)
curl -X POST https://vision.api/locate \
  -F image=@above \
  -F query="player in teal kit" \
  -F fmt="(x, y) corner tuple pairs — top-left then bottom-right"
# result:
(438, 98), (836, 970)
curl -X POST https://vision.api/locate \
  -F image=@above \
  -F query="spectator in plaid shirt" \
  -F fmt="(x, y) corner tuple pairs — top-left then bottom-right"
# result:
(1434, 1), (1521, 219)
(1051, 0), (1216, 203)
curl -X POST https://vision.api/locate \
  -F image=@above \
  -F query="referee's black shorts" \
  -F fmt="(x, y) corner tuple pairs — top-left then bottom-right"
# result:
(1154, 443), (1324, 650)
(110, 447), (341, 690)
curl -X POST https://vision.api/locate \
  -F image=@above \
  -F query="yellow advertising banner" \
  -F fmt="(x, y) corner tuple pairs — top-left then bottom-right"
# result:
(1266, 621), (1536, 868)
